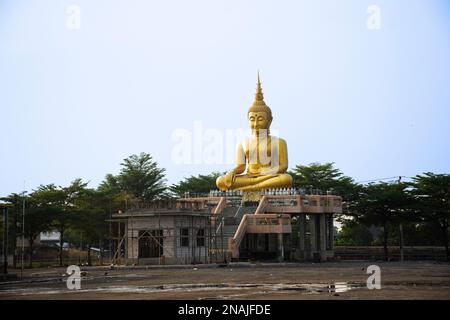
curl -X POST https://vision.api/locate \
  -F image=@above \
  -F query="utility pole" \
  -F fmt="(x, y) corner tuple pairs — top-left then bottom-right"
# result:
(80, 231), (83, 265)
(2, 206), (8, 275)
(109, 198), (112, 262)
(21, 190), (25, 280)
(398, 176), (404, 262)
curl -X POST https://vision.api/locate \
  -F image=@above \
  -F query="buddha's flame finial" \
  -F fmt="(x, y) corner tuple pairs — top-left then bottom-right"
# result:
(255, 71), (265, 102)
(248, 71), (272, 119)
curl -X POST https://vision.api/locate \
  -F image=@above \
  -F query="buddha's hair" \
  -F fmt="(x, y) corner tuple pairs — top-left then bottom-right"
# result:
(247, 104), (272, 120)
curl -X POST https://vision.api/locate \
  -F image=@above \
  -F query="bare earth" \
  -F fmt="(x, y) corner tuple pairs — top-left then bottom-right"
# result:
(0, 261), (449, 300)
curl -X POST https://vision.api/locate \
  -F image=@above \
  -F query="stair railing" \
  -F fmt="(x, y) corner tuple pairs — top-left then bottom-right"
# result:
(254, 195), (268, 215)
(228, 214), (249, 259)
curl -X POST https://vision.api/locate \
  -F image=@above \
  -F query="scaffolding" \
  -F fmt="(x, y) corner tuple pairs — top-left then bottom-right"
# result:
(109, 211), (228, 265)
(108, 193), (342, 265)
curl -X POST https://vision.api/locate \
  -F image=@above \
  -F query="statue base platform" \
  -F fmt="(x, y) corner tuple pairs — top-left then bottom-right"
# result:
(241, 190), (263, 203)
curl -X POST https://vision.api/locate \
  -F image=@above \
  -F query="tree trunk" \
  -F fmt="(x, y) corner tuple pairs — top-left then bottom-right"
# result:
(12, 208), (17, 268)
(441, 221), (449, 262)
(383, 221), (389, 261)
(99, 240), (103, 266)
(59, 228), (64, 266)
(87, 243), (91, 266)
(28, 238), (34, 268)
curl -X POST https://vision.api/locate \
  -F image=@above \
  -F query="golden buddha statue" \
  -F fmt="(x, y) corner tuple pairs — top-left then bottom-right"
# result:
(216, 73), (293, 192)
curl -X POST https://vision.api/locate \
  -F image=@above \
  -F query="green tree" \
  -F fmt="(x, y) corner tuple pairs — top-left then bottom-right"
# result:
(410, 173), (450, 260)
(104, 153), (166, 200)
(98, 174), (134, 212)
(0, 193), (25, 267)
(349, 182), (411, 261)
(170, 172), (223, 197)
(289, 162), (359, 201)
(335, 219), (374, 246)
(0, 212), (3, 259)
(98, 174), (121, 195)
(70, 188), (109, 265)
(12, 193), (53, 267)
(33, 179), (89, 266)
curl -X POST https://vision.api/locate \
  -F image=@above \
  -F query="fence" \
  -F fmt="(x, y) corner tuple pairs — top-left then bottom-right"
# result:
(334, 246), (447, 261)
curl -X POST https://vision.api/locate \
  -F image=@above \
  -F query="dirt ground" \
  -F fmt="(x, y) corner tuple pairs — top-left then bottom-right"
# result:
(0, 261), (449, 300)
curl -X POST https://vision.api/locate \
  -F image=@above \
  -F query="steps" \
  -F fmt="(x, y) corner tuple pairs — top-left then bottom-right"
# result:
(210, 205), (257, 259)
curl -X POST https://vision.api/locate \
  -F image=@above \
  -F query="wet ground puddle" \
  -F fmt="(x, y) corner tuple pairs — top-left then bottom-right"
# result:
(0, 282), (363, 297)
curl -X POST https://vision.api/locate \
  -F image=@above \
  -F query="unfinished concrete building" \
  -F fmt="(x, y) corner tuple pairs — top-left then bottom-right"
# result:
(111, 192), (342, 265)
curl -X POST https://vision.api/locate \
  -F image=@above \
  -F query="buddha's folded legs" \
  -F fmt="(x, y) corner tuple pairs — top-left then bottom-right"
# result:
(236, 174), (293, 191)
(216, 173), (292, 191)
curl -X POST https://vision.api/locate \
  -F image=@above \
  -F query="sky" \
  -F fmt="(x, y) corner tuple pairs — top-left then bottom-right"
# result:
(0, 0), (449, 196)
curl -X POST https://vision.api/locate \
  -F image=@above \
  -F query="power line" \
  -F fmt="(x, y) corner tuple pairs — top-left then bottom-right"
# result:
(356, 175), (414, 184)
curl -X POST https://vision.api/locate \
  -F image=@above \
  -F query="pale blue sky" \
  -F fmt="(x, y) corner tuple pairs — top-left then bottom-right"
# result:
(0, 0), (449, 195)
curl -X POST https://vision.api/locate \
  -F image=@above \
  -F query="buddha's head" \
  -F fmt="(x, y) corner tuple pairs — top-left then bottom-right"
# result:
(248, 73), (272, 135)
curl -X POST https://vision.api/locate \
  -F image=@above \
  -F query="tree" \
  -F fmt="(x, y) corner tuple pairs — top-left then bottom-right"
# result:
(32, 180), (89, 266)
(349, 182), (411, 261)
(289, 162), (359, 201)
(104, 153), (166, 200)
(0, 213), (3, 258)
(335, 219), (374, 246)
(98, 174), (120, 195)
(12, 193), (53, 267)
(170, 172), (223, 197)
(0, 193), (25, 267)
(410, 173), (450, 260)
(70, 188), (109, 265)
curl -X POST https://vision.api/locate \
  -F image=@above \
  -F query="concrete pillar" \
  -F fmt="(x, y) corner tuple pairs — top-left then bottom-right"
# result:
(278, 233), (284, 262)
(328, 214), (334, 250)
(298, 214), (306, 260)
(320, 214), (327, 261)
(126, 224), (138, 265)
(326, 213), (335, 261)
(309, 215), (318, 260)
(126, 226), (131, 261)
(124, 222), (128, 264)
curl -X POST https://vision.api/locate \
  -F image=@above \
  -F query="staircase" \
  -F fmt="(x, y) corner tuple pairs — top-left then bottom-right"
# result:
(228, 213), (292, 259)
(210, 205), (257, 261)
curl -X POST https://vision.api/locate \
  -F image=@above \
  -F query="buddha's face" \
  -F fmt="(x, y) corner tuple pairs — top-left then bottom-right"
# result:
(248, 111), (272, 135)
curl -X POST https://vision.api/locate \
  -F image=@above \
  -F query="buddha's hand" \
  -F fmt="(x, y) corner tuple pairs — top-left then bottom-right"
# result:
(225, 171), (236, 188)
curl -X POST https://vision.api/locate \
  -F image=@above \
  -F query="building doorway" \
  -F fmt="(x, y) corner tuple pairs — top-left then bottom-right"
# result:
(138, 230), (163, 258)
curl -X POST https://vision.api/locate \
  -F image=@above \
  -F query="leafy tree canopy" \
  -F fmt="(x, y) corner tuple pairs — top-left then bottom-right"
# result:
(289, 162), (359, 200)
(170, 172), (224, 197)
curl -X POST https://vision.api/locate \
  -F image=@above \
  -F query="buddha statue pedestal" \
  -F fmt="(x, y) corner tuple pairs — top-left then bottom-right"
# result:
(241, 190), (263, 203)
